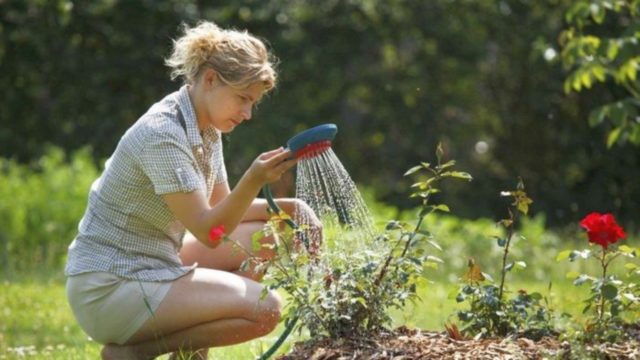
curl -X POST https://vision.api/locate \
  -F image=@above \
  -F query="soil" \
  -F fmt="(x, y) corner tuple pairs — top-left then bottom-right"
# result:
(277, 325), (640, 360)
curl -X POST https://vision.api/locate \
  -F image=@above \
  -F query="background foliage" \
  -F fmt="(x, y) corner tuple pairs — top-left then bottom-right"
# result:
(1, 0), (639, 229)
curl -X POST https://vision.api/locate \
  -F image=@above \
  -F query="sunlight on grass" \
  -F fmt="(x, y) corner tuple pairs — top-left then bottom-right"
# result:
(0, 272), (597, 359)
(0, 275), (295, 360)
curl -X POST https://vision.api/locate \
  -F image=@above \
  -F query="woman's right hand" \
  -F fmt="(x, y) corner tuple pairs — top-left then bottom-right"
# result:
(247, 147), (298, 185)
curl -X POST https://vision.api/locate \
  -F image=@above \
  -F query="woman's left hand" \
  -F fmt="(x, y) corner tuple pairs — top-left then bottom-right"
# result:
(291, 199), (323, 255)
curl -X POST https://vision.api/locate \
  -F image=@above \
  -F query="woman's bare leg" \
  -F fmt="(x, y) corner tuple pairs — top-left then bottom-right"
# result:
(101, 267), (282, 359)
(100, 222), (278, 359)
(180, 221), (276, 281)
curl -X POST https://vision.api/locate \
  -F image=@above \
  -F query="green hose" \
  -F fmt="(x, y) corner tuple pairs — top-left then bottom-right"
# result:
(256, 184), (304, 360)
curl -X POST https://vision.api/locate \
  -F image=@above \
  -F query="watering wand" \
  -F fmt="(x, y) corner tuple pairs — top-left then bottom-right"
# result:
(262, 123), (338, 250)
(257, 123), (337, 360)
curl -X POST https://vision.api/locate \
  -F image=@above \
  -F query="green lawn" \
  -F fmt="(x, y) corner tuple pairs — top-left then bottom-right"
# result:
(0, 270), (593, 359)
(0, 273), (295, 360)
(1, 213), (636, 359)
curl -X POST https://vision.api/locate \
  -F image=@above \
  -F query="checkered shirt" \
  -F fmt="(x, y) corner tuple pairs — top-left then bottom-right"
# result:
(65, 85), (227, 281)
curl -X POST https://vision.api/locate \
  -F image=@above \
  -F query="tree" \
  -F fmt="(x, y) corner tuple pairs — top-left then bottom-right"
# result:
(560, 0), (640, 147)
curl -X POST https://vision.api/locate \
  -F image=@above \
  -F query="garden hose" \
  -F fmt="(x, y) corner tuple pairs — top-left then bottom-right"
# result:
(256, 124), (337, 360)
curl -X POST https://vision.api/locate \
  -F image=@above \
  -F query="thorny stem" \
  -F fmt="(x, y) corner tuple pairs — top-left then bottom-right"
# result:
(236, 226), (333, 335)
(498, 209), (518, 302)
(374, 203), (427, 287)
(375, 171), (442, 288)
(598, 248), (609, 325)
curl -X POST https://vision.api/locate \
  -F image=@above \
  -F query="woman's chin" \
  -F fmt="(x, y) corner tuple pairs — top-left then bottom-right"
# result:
(219, 125), (235, 133)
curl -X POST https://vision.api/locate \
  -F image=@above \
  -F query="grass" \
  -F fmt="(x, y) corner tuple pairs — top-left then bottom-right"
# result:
(1, 212), (637, 359)
(0, 268), (599, 359)
(0, 271), (298, 359)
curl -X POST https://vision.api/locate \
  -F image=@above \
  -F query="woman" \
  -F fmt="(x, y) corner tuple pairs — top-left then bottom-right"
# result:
(64, 21), (321, 360)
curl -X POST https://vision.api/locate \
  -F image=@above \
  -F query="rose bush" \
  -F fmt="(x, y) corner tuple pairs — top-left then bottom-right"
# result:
(558, 212), (638, 343)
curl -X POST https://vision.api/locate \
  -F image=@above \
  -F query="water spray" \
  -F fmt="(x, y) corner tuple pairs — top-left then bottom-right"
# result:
(262, 123), (338, 250)
(258, 123), (337, 360)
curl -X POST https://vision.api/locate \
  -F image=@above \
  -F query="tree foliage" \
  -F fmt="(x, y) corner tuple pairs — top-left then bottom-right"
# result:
(1, 0), (639, 228)
(560, 0), (640, 147)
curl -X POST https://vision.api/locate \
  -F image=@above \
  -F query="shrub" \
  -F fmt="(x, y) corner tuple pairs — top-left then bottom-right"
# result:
(233, 144), (471, 339)
(453, 180), (557, 340)
(0, 147), (98, 274)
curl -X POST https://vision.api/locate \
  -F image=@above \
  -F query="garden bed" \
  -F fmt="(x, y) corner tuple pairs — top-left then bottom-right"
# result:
(278, 324), (640, 360)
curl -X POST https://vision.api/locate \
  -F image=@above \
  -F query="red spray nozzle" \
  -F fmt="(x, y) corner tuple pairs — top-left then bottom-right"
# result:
(294, 140), (332, 159)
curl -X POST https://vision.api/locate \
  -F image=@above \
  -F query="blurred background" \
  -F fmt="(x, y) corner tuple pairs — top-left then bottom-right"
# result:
(1, 0), (639, 271)
(1, 2), (639, 358)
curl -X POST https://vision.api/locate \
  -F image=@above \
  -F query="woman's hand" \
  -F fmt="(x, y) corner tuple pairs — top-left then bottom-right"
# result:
(247, 147), (298, 185)
(292, 199), (323, 255)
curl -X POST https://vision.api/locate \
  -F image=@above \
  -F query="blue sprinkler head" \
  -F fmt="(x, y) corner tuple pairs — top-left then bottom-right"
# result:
(286, 123), (338, 159)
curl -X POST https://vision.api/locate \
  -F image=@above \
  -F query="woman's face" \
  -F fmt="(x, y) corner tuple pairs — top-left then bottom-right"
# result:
(199, 70), (264, 133)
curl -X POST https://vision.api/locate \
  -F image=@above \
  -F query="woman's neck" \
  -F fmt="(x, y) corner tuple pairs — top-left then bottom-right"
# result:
(187, 84), (210, 132)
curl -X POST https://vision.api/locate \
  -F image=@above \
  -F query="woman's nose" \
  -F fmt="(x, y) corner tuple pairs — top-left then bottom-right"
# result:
(241, 104), (252, 120)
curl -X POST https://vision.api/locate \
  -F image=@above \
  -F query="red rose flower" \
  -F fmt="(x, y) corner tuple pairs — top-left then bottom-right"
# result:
(208, 224), (226, 246)
(579, 212), (626, 249)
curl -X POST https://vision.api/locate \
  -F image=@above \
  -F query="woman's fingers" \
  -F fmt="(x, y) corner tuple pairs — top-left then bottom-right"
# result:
(249, 148), (298, 184)
(259, 147), (286, 161)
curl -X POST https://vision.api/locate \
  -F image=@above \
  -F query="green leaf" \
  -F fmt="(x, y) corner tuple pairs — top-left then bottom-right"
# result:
(556, 250), (572, 261)
(385, 220), (403, 230)
(570, 249), (592, 261)
(426, 239), (442, 251)
(574, 274), (591, 286)
(588, 106), (608, 126)
(251, 230), (266, 248)
(618, 245), (635, 254)
(443, 171), (473, 181)
(436, 159), (456, 170)
(515, 261), (527, 269)
(602, 284), (618, 300)
(411, 181), (427, 189)
(566, 271), (581, 279)
(530, 292), (543, 301)
(606, 39), (619, 60)
(590, 3), (606, 24)
(591, 64), (606, 82)
(505, 262), (514, 271)
(404, 165), (423, 176)
(251, 230), (265, 252)
(625, 263), (639, 270)
(426, 255), (444, 263)
(436, 142), (444, 163)
(434, 204), (450, 213)
(607, 127), (622, 148)
(419, 206), (433, 218)
(580, 69), (593, 88)
(482, 272), (495, 282)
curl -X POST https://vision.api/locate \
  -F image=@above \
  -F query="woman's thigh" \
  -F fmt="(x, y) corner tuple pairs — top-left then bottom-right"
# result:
(126, 267), (281, 344)
(179, 221), (275, 270)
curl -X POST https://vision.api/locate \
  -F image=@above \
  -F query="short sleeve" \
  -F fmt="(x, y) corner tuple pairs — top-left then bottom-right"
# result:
(138, 130), (201, 194)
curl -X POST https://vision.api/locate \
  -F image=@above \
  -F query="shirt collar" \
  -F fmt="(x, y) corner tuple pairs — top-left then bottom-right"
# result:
(176, 85), (220, 147)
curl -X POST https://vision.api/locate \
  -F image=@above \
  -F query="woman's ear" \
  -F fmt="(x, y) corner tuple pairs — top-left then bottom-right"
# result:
(202, 69), (219, 90)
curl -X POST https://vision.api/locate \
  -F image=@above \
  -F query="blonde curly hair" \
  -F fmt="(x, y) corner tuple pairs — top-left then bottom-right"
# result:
(165, 21), (277, 91)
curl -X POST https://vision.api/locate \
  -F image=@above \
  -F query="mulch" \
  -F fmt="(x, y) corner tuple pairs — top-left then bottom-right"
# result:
(276, 325), (640, 360)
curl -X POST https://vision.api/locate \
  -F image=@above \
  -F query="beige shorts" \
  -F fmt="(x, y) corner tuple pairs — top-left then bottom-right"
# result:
(66, 272), (172, 345)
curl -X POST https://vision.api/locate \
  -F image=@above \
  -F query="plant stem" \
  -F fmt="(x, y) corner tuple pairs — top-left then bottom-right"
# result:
(498, 210), (517, 302)
(598, 248), (609, 325)
(374, 213), (425, 287)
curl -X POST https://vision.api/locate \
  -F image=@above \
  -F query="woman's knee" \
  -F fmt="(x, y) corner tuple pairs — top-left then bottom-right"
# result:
(254, 289), (282, 334)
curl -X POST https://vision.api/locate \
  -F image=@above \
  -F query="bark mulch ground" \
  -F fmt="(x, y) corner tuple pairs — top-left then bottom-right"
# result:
(277, 325), (640, 360)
